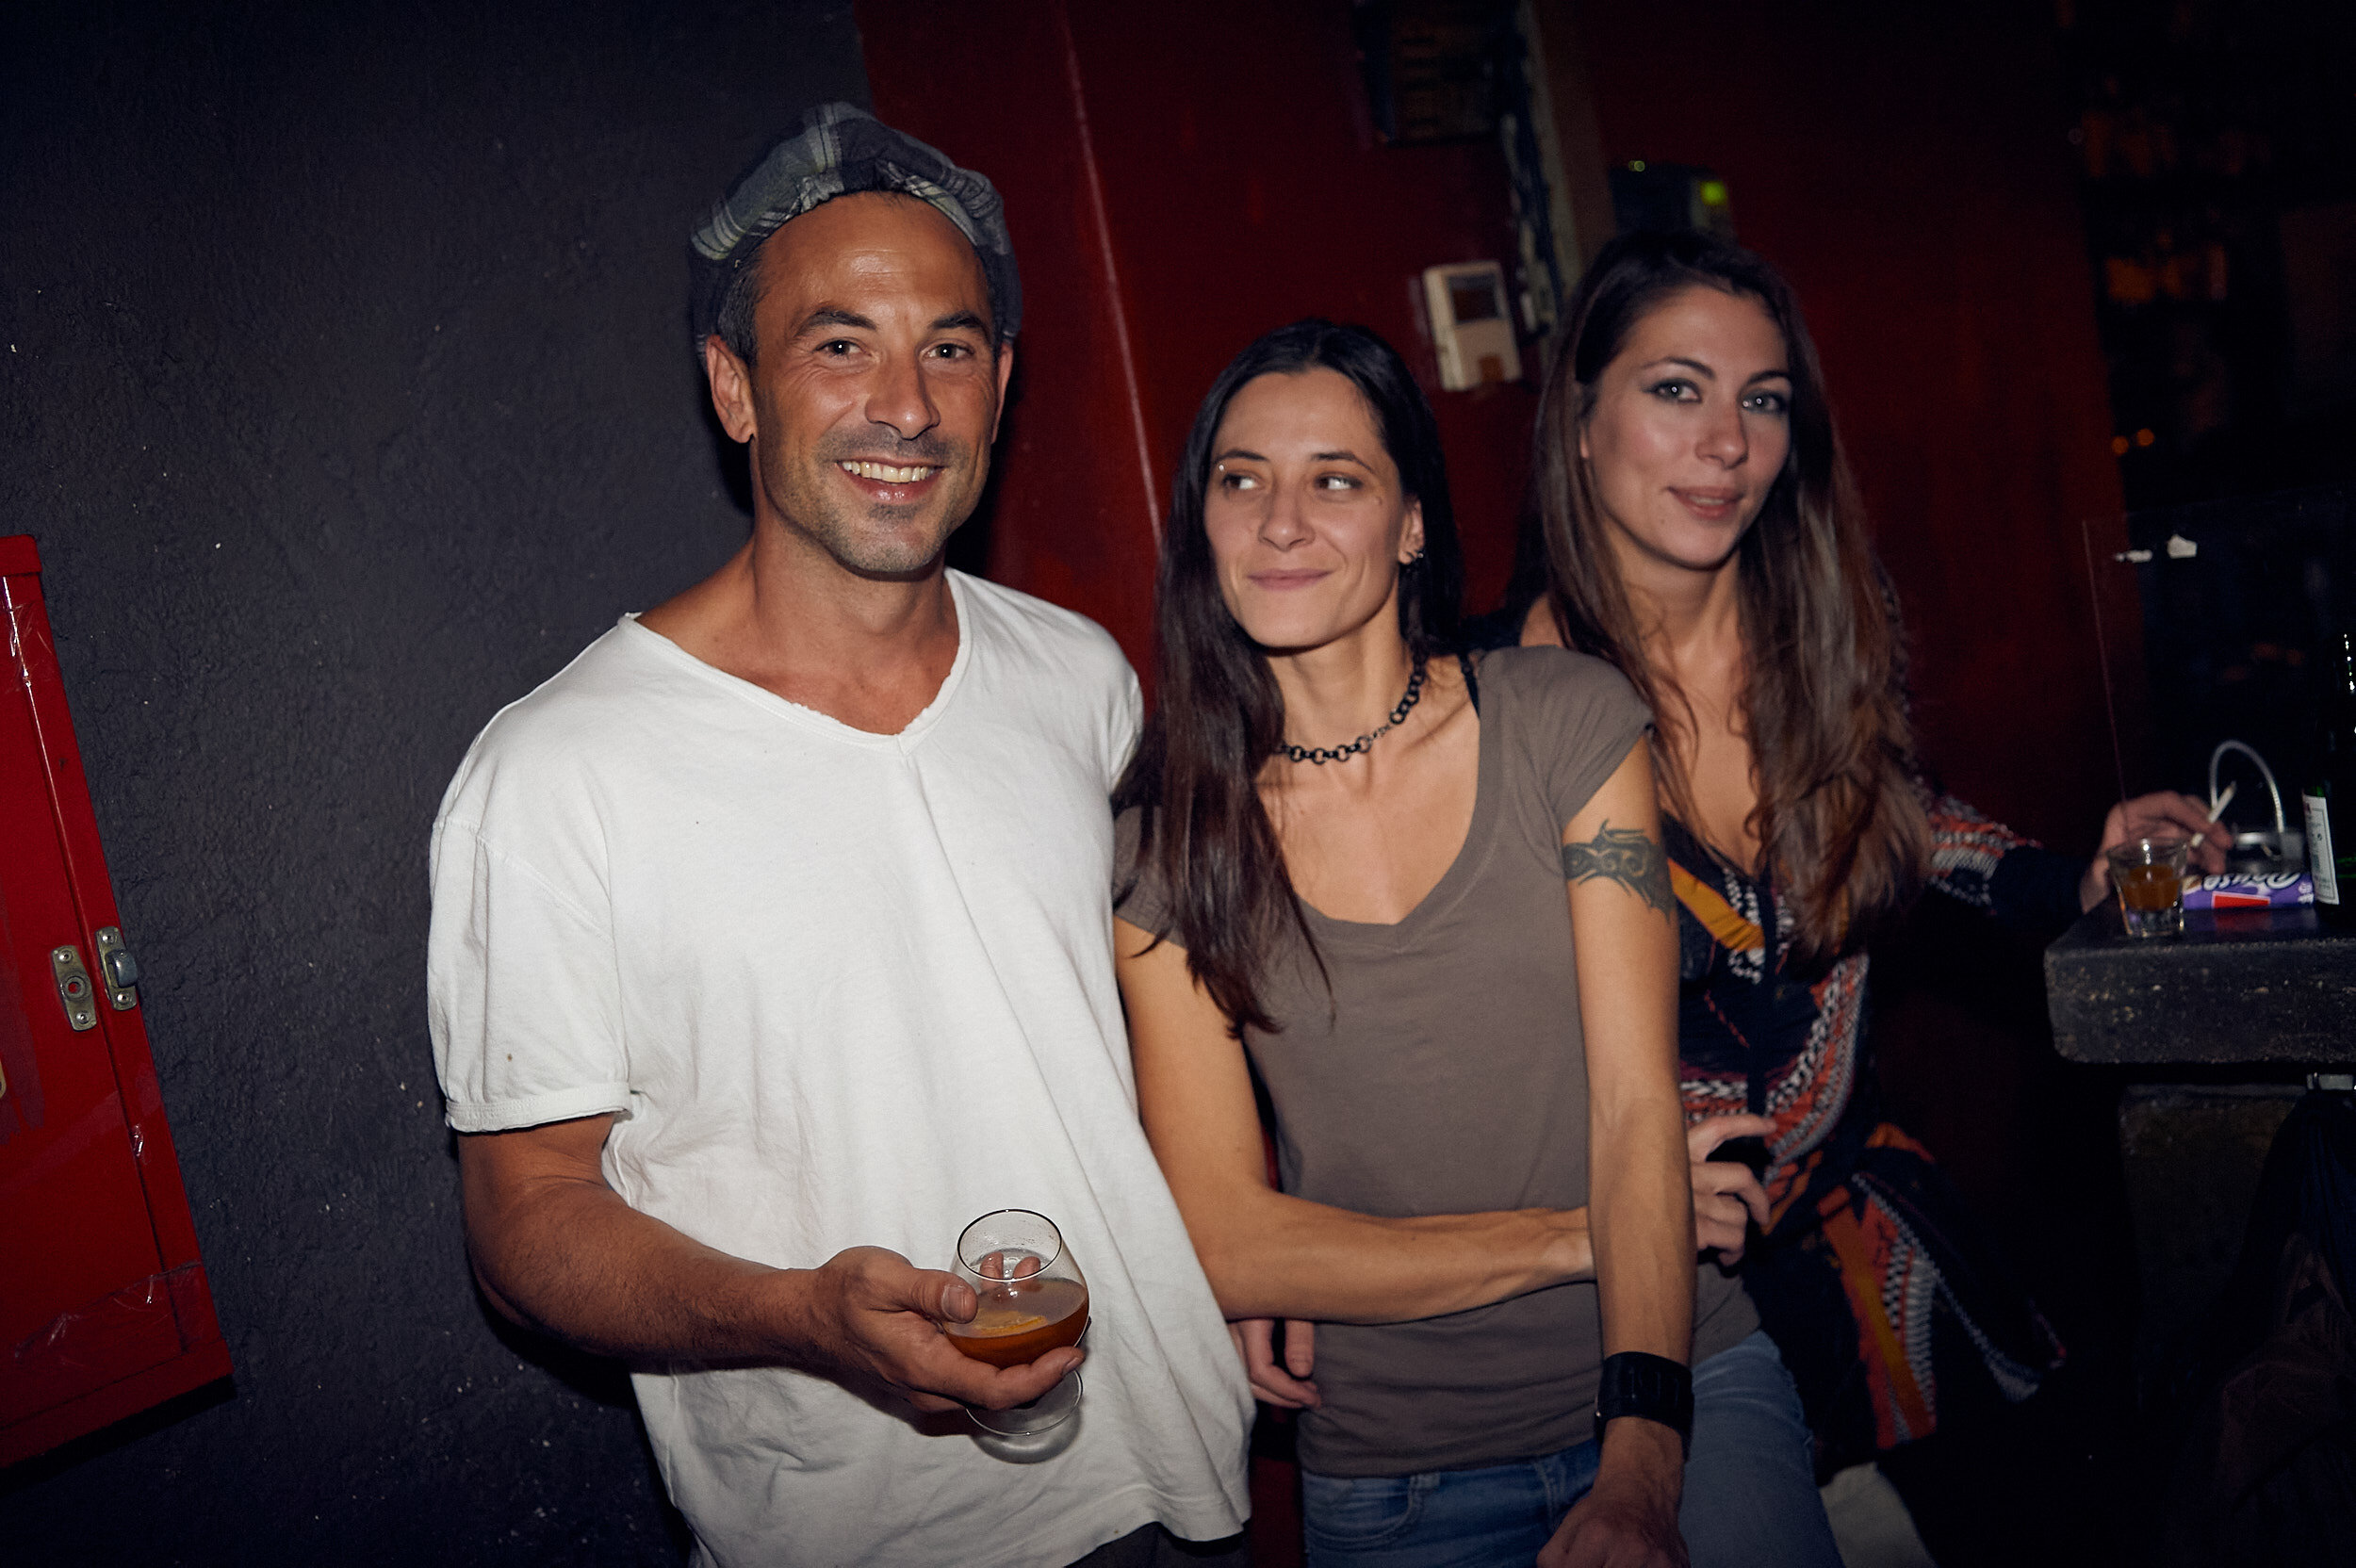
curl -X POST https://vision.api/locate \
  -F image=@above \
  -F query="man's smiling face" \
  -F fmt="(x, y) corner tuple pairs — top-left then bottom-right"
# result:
(714, 191), (1010, 580)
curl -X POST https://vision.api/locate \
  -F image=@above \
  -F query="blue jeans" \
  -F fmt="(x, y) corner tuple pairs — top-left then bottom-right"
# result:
(1301, 1330), (1841, 1568)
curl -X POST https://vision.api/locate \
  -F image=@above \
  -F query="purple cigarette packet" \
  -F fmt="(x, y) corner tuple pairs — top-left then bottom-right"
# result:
(2182, 873), (2314, 908)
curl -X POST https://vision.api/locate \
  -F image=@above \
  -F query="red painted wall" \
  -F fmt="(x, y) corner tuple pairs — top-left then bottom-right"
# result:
(1569, 0), (2133, 846)
(854, 2), (1152, 673)
(864, 0), (2131, 846)
(859, 0), (1539, 690)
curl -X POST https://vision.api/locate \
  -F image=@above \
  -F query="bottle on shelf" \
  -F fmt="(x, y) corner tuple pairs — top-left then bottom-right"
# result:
(2305, 629), (2356, 926)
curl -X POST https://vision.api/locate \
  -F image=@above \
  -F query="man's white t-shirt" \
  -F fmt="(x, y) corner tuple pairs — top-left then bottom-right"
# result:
(428, 571), (1251, 1568)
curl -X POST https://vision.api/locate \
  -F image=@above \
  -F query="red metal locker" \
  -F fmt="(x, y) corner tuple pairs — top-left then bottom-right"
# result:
(0, 534), (231, 1466)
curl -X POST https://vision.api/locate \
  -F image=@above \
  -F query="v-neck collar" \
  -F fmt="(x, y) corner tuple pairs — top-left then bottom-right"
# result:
(1299, 669), (1497, 941)
(617, 571), (973, 752)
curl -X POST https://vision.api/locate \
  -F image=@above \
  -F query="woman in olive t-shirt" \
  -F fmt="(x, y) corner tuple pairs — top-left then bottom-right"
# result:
(1110, 321), (1839, 1568)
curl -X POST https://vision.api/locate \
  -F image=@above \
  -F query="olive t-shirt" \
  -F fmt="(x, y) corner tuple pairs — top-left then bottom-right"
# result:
(1116, 645), (1759, 1477)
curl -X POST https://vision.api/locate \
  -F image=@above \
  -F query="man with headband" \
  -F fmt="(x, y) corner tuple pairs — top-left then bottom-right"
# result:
(427, 106), (1251, 1566)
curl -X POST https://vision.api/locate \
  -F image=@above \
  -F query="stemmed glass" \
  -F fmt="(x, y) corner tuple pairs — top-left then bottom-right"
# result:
(942, 1208), (1089, 1435)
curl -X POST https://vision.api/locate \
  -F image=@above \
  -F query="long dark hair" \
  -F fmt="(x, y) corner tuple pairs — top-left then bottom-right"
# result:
(1114, 319), (1463, 1035)
(1511, 230), (1927, 972)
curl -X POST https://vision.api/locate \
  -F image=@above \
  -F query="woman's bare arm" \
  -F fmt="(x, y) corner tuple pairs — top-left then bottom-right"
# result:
(1118, 917), (1595, 1322)
(1564, 744), (1693, 1365)
(1543, 740), (1693, 1566)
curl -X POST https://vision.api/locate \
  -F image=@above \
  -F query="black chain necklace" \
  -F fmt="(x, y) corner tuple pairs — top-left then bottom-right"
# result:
(1277, 652), (1429, 765)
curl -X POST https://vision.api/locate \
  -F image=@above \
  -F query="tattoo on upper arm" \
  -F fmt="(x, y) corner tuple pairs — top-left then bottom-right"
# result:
(1562, 821), (1676, 920)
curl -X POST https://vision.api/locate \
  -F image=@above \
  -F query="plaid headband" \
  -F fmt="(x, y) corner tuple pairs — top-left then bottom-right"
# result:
(688, 103), (1022, 355)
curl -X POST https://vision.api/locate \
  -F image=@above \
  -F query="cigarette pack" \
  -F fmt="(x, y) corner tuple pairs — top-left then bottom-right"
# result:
(2181, 873), (2314, 908)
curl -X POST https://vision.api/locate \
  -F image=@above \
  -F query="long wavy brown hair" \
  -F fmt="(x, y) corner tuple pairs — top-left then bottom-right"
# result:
(1508, 230), (1928, 972)
(1115, 319), (1463, 1035)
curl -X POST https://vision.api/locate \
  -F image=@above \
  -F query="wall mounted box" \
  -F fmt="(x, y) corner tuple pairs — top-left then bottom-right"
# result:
(0, 534), (230, 1467)
(1420, 261), (1519, 391)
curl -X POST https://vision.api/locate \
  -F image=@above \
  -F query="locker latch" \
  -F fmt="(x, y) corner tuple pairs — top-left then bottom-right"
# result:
(93, 926), (139, 1010)
(51, 946), (98, 1031)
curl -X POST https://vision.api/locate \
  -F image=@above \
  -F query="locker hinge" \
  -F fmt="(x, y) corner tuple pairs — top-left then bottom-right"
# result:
(51, 945), (99, 1031)
(93, 926), (139, 1010)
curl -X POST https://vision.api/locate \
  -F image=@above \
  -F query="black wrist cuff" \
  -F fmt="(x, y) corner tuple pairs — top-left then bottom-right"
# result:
(1594, 1351), (1693, 1452)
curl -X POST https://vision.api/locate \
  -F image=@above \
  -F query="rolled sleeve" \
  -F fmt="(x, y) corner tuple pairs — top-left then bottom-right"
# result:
(428, 818), (629, 1132)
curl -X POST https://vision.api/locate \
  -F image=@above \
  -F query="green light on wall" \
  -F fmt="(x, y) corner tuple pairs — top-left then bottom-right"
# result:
(1699, 180), (1729, 207)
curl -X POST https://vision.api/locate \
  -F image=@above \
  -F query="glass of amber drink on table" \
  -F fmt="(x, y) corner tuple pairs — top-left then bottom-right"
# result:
(944, 1209), (1089, 1435)
(2105, 835), (2193, 938)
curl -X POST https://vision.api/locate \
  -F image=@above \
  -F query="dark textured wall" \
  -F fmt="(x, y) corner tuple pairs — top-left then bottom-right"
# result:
(0, 4), (863, 1561)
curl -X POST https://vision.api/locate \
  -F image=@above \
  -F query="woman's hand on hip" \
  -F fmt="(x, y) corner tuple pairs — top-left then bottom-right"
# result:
(1228, 1317), (1319, 1409)
(1538, 1418), (1689, 1567)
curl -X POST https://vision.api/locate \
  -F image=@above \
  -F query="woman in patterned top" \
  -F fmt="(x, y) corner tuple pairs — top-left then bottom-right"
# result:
(1485, 229), (2228, 1478)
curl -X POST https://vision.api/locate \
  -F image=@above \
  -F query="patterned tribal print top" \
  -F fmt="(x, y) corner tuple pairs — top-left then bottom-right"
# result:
(1667, 795), (2080, 1472)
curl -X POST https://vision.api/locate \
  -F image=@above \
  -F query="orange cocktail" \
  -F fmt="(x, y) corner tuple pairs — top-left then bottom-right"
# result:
(946, 1210), (1089, 1436)
(942, 1275), (1089, 1368)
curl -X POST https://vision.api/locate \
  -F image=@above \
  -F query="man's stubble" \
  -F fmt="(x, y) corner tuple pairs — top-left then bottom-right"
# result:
(755, 416), (990, 580)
